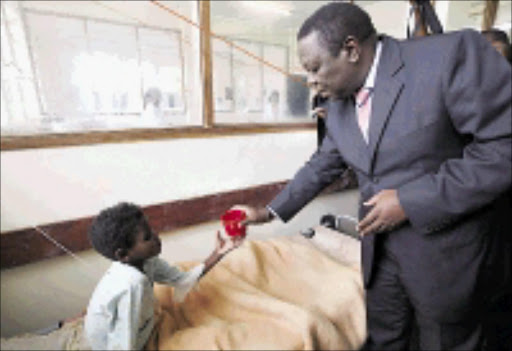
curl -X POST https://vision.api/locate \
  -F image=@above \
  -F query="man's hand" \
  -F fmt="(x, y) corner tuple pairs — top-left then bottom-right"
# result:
(230, 205), (274, 226)
(357, 189), (407, 237)
(215, 231), (244, 256)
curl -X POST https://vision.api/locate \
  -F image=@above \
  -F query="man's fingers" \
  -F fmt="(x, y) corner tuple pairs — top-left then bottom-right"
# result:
(241, 218), (258, 227)
(360, 219), (384, 236)
(357, 207), (378, 232)
(229, 205), (255, 225)
(363, 195), (378, 206)
(358, 189), (406, 236)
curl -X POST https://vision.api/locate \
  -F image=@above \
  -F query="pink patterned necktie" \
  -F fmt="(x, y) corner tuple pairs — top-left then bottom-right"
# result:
(355, 87), (373, 143)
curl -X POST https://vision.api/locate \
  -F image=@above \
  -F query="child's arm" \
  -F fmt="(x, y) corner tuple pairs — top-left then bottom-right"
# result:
(151, 231), (243, 283)
(201, 231), (243, 276)
(151, 232), (243, 302)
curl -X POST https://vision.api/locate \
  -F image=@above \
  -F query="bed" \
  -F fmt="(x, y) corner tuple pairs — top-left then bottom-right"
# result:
(1, 226), (366, 350)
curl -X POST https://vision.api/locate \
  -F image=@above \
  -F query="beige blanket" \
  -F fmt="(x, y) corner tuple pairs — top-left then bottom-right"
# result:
(147, 236), (366, 350)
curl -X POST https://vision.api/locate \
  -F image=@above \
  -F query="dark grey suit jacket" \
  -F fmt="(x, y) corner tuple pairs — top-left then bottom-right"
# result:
(269, 30), (511, 320)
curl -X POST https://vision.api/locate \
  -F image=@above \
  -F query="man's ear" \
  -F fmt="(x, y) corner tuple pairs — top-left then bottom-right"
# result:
(342, 36), (360, 63)
(115, 248), (129, 262)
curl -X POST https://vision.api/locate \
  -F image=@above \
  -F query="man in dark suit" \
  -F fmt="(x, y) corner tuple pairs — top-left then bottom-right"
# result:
(232, 2), (511, 350)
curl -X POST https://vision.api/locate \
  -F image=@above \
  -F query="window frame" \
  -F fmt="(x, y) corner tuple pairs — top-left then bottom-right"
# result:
(1, 0), (315, 151)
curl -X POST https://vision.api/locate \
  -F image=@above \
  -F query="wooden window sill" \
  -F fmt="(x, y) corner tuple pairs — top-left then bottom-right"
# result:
(1, 123), (315, 151)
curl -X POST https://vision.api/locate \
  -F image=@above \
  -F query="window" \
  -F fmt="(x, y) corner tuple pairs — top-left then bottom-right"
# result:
(210, 1), (324, 125)
(24, 11), (188, 131)
(1, 0), (202, 137)
(441, 0), (511, 34)
(213, 38), (291, 123)
(1, 1), (41, 132)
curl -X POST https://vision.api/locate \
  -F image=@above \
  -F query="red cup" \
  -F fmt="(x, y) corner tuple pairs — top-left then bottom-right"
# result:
(221, 209), (247, 238)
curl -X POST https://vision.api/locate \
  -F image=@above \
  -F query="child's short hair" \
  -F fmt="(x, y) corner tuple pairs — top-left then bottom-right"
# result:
(88, 202), (146, 260)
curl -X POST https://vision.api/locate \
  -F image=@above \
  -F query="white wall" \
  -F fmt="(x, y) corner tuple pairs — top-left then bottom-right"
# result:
(1, 131), (316, 232)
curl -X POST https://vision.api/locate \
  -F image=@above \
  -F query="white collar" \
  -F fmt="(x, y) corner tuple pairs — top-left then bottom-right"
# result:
(361, 40), (382, 90)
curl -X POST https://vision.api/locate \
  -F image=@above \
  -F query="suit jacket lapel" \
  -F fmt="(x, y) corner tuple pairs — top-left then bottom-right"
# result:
(368, 36), (405, 171)
(329, 98), (371, 173)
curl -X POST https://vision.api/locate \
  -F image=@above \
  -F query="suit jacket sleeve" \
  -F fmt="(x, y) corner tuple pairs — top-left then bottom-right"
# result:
(269, 127), (348, 222)
(398, 30), (512, 233)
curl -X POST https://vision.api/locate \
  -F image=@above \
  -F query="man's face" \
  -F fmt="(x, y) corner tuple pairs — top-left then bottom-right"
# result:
(298, 30), (362, 100)
(124, 221), (162, 265)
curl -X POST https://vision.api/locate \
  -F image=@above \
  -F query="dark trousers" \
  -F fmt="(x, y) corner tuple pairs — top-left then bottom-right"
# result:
(362, 246), (486, 350)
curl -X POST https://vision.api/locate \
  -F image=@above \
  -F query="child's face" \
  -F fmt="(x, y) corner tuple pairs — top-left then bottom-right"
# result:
(125, 221), (162, 266)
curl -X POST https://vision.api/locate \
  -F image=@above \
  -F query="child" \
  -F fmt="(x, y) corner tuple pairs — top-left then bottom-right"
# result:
(84, 202), (242, 350)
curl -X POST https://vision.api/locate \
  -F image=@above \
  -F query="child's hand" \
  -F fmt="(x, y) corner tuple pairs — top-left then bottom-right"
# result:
(215, 231), (244, 256)
(202, 232), (244, 276)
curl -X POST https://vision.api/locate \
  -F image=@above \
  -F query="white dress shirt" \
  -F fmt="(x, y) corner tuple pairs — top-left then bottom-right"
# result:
(361, 40), (383, 95)
(356, 40), (383, 142)
(84, 257), (204, 350)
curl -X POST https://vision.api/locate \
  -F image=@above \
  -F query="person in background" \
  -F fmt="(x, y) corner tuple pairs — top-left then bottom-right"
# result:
(84, 202), (242, 350)
(141, 87), (163, 120)
(482, 28), (512, 63)
(231, 2), (511, 350)
(264, 90), (281, 121)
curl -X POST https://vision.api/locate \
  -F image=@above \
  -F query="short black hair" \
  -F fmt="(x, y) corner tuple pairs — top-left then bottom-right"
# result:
(298, 2), (376, 57)
(481, 28), (511, 62)
(88, 202), (146, 260)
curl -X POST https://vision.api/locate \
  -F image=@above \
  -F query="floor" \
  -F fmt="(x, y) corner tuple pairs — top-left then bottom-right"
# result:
(0, 190), (359, 337)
